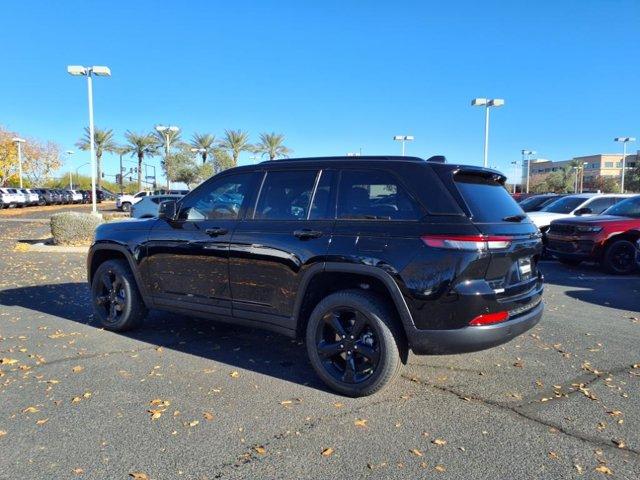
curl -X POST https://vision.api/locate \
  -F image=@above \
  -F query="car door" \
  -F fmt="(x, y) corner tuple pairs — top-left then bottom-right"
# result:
(142, 171), (259, 316)
(228, 168), (336, 329)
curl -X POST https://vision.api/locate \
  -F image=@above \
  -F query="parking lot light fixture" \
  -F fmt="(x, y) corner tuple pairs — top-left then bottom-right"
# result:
(614, 137), (636, 193)
(393, 135), (414, 156)
(67, 64), (111, 214)
(472, 98), (505, 168)
(66, 150), (75, 189)
(156, 125), (180, 188)
(12, 137), (26, 188)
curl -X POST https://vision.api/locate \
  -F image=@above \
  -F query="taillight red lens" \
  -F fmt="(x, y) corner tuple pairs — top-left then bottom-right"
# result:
(421, 235), (512, 251)
(469, 311), (509, 326)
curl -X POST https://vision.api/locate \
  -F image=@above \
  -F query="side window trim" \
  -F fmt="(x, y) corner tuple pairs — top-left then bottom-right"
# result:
(250, 171), (268, 220)
(305, 170), (323, 220)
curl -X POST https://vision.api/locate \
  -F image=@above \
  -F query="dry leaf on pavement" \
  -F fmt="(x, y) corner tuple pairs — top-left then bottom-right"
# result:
(409, 449), (423, 457)
(321, 447), (334, 457)
(129, 473), (150, 480)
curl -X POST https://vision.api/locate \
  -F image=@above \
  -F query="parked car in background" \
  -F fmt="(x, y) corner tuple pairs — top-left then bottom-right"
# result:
(527, 194), (635, 239)
(7, 188), (27, 207)
(154, 189), (190, 196)
(68, 190), (84, 203)
(87, 189), (105, 203)
(18, 188), (39, 206)
(130, 194), (184, 218)
(0, 188), (17, 208)
(546, 195), (640, 274)
(519, 194), (564, 212)
(116, 191), (150, 211)
(87, 155), (544, 396)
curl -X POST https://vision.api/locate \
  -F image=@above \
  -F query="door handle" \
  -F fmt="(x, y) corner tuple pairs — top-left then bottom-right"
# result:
(205, 227), (228, 237)
(293, 229), (323, 239)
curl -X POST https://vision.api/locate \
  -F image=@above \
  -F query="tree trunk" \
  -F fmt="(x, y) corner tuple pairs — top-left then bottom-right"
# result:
(137, 153), (143, 191)
(96, 154), (102, 189)
(202, 152), (207, 165)
(233, 152), (238, 167)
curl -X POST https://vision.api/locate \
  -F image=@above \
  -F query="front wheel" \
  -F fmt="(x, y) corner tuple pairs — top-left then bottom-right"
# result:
(602, 239), (638, 275)
(91, 259), (147, 331)
(306, 290), (404, 397)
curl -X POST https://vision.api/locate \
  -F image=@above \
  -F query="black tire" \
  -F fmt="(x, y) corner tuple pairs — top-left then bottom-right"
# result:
(602, 239), (638, 275)
(306, 289), (404, 397)
(557, 256), (581, 266)
(91, 259), (147, 331)
(121, 202), (131, 212)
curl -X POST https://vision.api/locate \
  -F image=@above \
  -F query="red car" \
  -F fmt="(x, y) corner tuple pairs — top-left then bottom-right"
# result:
(546, 195), (640, 274)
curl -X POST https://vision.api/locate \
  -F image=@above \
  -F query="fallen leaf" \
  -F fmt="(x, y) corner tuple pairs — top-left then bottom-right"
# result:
(574, 464), (584, 474)
(129, 473), (149, 480)
(149, 399), (170, 407)
(606, 410), (623, 417)
(72, 397), (82, 403)
(0, 358), (18, 365)
(0, 430), (6, 437)
(409, 448), (423, 457)
(253, 445), (266, 455)
(148, 409), (163, 420)
(36, 418), (49, 425)
(72, 366), (84, 373)
(203, 412), (214, 421)
(333, 402), (344, 408)
(434, 465), (446, 472)
(188, 420), (199, 427)
(354, 418), (368, 428)
(22, 406), (39, 413)
(229, 371), (239, 378)
(612, 439), (626, 449)
(73, 468), (84, 475)
(595, 465), (613, 475)
(432, 438), (447, 446)
(321, 447), (334, 457)
(548, 451), (558, 459)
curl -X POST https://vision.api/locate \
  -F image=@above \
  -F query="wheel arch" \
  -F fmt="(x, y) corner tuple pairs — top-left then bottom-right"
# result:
(293, 262), (414, 361)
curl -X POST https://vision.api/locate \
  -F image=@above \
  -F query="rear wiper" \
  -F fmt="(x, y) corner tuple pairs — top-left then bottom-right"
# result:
(502, 214), (527, 222)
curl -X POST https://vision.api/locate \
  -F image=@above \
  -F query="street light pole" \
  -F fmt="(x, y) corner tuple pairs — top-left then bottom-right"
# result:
(65, 150), (75, 189)
(510, 160), (518, 193)
(522, 149), (536, 194)
(12, 138), (25, 188)
(156, 125), (179, 189)
(615, 137), (636, 193)
(471, 98), (505, 168)
(67, 65), (111, 214)
(393, 135), (414, 156)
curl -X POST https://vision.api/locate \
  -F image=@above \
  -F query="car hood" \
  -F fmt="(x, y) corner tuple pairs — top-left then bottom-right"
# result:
(526, 211), (571, 228)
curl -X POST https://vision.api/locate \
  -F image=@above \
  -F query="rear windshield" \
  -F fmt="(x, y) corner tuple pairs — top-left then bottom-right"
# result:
(454, 173), (524, 222)
(541, 196), (586, 214)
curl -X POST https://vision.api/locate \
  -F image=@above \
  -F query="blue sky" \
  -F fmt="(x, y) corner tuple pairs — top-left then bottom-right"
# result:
(1, 0), (639, 185)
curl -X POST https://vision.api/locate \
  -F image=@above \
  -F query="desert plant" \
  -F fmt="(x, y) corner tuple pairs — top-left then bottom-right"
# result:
(75, 127), (117, 189)
(219, 129), (253, 167)
(255, 132), (292, 160)
(50, 212), (103, 246)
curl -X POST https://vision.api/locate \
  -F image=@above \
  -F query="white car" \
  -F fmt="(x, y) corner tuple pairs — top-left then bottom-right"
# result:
(130, 194), (183, 218)
(68, 190), (84, 203)
(0, 188), (16, 208)
(527, 194), (635, 232)
(116, 191), (151, 212)
(21, 188), (40, 206)
(6, 188), (27, 207)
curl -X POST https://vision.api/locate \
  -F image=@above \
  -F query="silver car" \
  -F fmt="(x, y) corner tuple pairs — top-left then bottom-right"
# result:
(130, 194), (183, 218)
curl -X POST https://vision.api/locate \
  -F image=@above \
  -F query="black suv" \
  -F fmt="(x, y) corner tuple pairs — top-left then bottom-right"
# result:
(87, 156), (544, 396)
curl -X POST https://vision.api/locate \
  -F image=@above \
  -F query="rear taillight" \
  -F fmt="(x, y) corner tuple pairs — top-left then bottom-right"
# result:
(421, 234), (512, 251)
(469, 311), (509, 326)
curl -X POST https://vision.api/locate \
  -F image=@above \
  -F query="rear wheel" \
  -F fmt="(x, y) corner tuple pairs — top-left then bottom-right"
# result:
(91, 259), (147, 331)
(602, 239), (638, 275)
(121, 202), (131, 212)
(306, 290), (404, 397)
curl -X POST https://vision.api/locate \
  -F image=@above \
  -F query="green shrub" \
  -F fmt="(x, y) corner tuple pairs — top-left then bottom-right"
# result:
(50, 212), (103, 246)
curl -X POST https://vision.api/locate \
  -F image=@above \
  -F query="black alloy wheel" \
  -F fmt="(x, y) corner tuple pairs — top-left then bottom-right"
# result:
(603, 239), (638, 275)
(94, 269), (127, 326)
(306, 290), (404, 397)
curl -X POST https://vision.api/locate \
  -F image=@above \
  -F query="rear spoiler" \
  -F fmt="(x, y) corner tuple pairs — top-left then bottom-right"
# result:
(452, 166), (507, 184)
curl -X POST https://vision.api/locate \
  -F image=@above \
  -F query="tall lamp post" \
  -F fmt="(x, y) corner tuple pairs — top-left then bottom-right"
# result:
(65, 150), (75, 188)
(393, 135), (414, 156)
(67, 65), (111, 214)
(522, 149), (536, 194)
(510, 160), (518, 193)
(614, 137), (636, 193)
(12, 137), (26, 188)
(471, 98), (505, 167)
(579, 162), (588, 193)
(156, 125), (180, 189)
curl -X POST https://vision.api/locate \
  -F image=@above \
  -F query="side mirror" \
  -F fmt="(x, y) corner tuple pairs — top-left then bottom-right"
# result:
(158, 200), (177, 220)
(574, 207), (592, 216)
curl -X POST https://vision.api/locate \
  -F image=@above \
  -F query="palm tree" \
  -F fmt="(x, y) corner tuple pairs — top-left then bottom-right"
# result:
(75, 127), (117, 188)
(190, 133), (217, 164)
(153, 128), (183, 188)
(255, 132), (292, 160)
(219, 129), (253, 167)
(122, 132), (158, 191)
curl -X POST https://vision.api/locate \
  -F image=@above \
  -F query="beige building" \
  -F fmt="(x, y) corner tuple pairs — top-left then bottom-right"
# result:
(522, 152), (639, 191)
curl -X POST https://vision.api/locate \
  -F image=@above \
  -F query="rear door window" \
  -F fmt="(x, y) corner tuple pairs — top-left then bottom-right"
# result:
(453, 172), (523, 222)
(337, 170), (423, 220)
(254, 170), (317, 220)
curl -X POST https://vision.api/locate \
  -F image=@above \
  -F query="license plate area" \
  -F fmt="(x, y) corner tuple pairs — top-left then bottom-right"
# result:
(518, 256), (532, 280)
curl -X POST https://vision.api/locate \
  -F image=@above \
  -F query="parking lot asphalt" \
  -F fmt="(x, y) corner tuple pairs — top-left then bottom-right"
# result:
(0, 217), (639, 479)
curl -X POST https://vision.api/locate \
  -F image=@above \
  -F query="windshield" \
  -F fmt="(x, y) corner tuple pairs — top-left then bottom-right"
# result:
(602, 196), (640, 218)
(519, 196), (554, 211)
(541, 196), (586, 214)
(454, 173), (524, 222)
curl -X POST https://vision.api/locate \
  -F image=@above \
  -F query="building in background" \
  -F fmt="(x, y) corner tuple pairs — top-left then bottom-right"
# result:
(521, 152), (639, 192)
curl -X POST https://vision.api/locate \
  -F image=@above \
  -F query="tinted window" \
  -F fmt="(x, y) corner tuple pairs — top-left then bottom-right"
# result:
(309, 170), (334, 220)
(585, 197), (617, 214)
(254, 170), (317, 220)
(541, 196), (587, 213)
(338, 170), (422, 220)
(178, 173), (253, 220)
(453, 173), (523, 222)
(603, 196), (640, 218)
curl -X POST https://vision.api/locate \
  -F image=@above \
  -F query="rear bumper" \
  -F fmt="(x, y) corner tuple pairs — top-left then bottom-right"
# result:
(407, 300), (543, 355)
